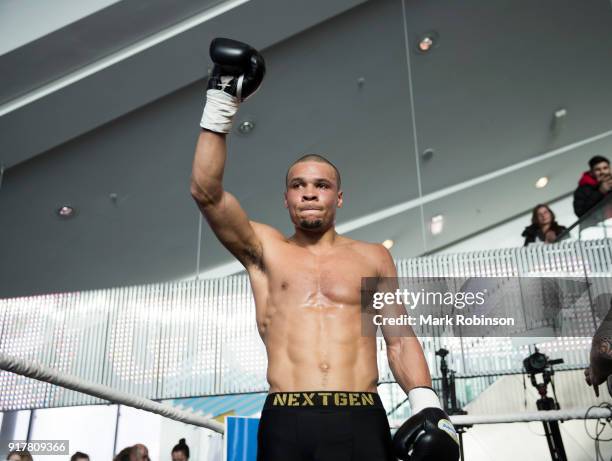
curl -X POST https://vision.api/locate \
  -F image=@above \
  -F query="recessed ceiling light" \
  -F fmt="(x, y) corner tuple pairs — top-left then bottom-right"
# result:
(422, 148), (434, 160)
(430, 214), (444, 235)
(57, 205), (75, 218)
(382, 239), (394, 249)
(419, 37), (434, 52)
(238, 120), (255, 134)
(417, 31), (439, 53)
(535, 177), (549, 188)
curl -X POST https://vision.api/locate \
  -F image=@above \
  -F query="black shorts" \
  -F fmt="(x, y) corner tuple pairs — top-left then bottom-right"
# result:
(257, 391), (394, 461)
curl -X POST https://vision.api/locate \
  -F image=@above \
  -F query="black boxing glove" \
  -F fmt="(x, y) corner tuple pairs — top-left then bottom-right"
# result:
(200, 38), (266, 133)
(392, 387), (460, 461)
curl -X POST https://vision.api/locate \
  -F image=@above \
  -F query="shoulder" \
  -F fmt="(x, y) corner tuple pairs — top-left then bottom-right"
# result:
(344, 238), (395, 273)
(341, 236), (387, 255)
(521, 224), (537, 237)
(250, 221), (286, 242)
(521, 224), (536, 237)
(575, 183), (598, 193)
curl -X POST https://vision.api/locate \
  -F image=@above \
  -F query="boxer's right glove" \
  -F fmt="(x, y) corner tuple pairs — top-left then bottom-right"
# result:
(392, 387), (460, 461)
(200, 38), (266, 133)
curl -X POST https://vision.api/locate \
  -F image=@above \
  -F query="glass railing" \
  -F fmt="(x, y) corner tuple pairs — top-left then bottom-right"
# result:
(557, 192), (612, 241)
(3, 239), (610, 411)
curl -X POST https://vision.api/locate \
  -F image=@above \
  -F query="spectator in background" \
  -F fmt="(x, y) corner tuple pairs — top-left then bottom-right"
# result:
(171, 438), (190, 461)
(70, 452), (89, 461)
(6, 451), (21, 461)
(16, 452), (32, 461)
(133, 444), (150, 461)
(573, 155), (612, 217)
(522, 204), (567, 246)
(114, 447), (135, 461)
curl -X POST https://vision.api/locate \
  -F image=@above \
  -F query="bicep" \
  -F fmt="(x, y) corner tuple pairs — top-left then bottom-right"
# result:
(375, 246), (416, 343)
(194, 191), (263, 270)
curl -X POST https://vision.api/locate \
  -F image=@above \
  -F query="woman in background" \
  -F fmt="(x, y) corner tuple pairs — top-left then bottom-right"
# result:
(522, 204), (567, 246)
(171, 439), (190, 461)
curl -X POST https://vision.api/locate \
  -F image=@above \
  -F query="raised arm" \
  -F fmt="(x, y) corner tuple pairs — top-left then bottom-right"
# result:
(190, 38), (266, 270)
(190, 131), (263, 269)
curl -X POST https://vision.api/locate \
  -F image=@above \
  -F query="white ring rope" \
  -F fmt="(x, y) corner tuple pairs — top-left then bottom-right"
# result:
(449, 407), (612, 426)
(2, 353), (610, 432)
(0, 353), (224, 434)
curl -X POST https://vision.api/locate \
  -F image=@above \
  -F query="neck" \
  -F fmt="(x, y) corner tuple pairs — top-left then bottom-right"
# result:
(290, 226), (338, 248)
(540, 223), (551, 232)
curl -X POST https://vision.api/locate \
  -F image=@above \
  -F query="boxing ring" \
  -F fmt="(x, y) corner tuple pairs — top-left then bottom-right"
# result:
(1, 351), (610, 461)
(1, 239), (612, 459)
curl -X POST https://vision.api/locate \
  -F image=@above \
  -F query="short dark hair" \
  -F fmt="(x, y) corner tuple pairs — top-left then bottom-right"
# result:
(286, 154), (341, 189)
(589, 155), (609, 170)
(172, 438), (190, 459)
(70, 452), (89, 461)
(15, 451), (32, 461)
(114, 447), (134, 461)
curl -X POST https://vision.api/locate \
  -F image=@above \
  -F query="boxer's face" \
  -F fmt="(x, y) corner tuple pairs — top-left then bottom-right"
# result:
(285, 161), (343, 231)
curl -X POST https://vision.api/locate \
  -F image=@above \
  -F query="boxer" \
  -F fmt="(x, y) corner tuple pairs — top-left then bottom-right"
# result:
(190, 38), (459, 461)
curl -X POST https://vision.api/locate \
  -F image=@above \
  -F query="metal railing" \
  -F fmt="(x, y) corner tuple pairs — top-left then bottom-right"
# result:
(557, 192), (612, 241)
(1, 239), (610, 411)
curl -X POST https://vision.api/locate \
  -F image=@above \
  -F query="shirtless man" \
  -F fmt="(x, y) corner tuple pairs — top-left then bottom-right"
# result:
(190, 38), (459, 461)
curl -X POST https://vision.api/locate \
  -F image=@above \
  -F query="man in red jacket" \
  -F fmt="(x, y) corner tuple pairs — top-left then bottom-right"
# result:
(573, 156), (612, 218)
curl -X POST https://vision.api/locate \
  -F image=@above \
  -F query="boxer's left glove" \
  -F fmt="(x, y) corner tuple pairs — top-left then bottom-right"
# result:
(392, 387), (460, 461)
(200, 37), (266, 133)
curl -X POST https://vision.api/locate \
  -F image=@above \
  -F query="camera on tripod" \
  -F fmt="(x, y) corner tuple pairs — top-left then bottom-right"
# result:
(522, 347), (567, 461)
(523, 349), (564, 376)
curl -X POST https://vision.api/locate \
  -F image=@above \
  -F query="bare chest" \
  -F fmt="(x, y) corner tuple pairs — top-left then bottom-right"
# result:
(264, 245), (377, 307)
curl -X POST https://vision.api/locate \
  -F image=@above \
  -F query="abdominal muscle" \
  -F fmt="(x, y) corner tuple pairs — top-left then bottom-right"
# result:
(260, 300), (379, 393)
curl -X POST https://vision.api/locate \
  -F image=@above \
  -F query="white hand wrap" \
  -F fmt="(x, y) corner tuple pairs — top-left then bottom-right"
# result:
(408, 387), (442, 414)
(200, 89), (239, 133)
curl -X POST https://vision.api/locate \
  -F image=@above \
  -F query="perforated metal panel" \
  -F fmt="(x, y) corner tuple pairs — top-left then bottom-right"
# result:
(1, 239), (609, 410)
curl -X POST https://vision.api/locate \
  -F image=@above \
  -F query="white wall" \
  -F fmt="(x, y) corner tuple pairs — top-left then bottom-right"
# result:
(461, 419), (609, 461)
(0, 404), (224, 461)
(439, 194), (578, 254)
(460, 371), (612, 461)
(29, 405), (116, 461)
(115, 405), (161, 459)
(159, 413), (223, 461)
